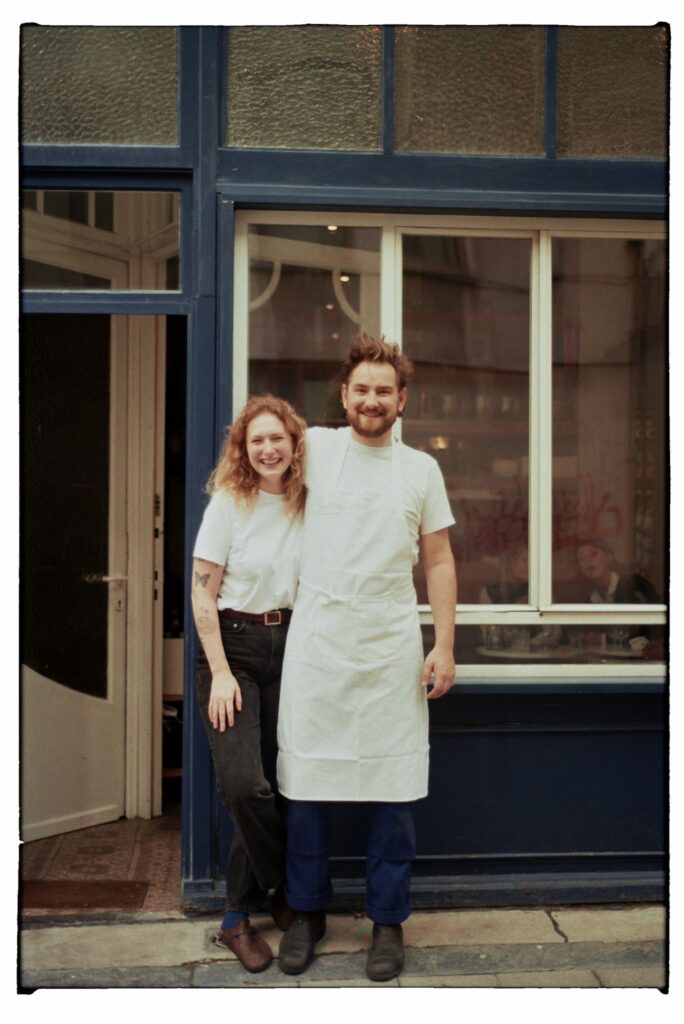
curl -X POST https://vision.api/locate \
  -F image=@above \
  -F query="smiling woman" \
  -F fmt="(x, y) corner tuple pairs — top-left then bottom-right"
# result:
(246, 413), (295, 493)
(190, 395), (307, 972)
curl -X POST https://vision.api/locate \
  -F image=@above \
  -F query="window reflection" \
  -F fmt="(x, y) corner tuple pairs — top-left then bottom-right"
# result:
(401, 235), (531, 604)
(21, 191), (181, 291)
(421, 624), (665, 666)
(248, 225), (381, 422)
(552, 238), (666, 604)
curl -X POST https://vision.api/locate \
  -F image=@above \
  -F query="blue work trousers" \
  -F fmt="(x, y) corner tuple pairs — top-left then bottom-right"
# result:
(285, 799), (416, 925)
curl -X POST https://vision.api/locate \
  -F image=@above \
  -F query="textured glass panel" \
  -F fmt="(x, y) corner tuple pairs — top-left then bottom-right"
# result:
(395, 26), (545, 155)
(21, 26), (177, 145)
(552, 238), (666, 616)
(21, 191), (180, 290)
(557, 26), (668, 158)
(227, 26), (382, 150)
(402, 236), (531, 604)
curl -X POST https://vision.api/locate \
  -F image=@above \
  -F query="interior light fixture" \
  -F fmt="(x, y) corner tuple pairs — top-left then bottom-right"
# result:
(327, 225), (338, 232)
(340, 274), (350, 282)
(325, 303), (335, 310)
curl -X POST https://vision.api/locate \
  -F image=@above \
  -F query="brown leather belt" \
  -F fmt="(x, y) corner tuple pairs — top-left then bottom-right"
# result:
(220, 607), (292, 626)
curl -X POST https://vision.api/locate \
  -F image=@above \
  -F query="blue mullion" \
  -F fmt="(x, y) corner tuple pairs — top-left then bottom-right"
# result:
(182, 26), (224, 895)
(545, 26), (558, 160)
(179, 27), (201, 301)
(216, 198), (235, 442)
(383, 26), (395, 155)
(181, 298), (217, 890)
(220, 27), (230, 150)
(21, 170), (191, 191)
(179, 27), (200, 159)
(20, 293), (190, 316)
(20, 144), (191, 171)
(193, 27), (221, 299)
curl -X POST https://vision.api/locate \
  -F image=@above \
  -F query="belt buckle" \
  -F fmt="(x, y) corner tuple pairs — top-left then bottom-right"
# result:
(264, 610), (282, 626)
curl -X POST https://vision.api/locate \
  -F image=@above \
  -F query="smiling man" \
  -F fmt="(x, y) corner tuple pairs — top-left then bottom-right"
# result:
(276, 334), (457, 982)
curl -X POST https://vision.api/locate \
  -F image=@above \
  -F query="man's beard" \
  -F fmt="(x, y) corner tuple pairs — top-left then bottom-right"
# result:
(346, 407), (398, 439)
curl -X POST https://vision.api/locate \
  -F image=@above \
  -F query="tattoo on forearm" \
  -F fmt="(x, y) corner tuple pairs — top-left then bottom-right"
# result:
(197, 612), (218, 636)
(194, 571), (211, 589)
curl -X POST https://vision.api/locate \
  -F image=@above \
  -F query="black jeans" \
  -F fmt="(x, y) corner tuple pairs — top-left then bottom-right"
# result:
(195, 614), (288, 912)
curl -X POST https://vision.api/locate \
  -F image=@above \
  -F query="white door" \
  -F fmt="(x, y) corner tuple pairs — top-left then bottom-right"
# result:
(21, 317), (129, 841)
(20, 191), (174, 839)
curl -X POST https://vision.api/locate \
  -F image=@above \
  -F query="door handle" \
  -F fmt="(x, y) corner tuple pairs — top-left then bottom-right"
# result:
(83, 573), (128, 583)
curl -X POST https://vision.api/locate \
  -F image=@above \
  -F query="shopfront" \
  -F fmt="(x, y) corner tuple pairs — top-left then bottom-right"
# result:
(20, 24), (667, 907)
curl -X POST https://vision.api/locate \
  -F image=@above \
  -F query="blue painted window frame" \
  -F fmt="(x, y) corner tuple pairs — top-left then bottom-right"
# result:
(19, 24), (667, 896)
(215, 25), (665, 217)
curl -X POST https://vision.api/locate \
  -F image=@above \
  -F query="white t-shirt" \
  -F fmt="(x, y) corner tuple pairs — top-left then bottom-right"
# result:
(306, 427), (455, 564)
(193, 489), (303, 612)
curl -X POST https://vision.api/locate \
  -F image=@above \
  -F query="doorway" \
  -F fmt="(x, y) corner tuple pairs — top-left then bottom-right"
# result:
(20, 313), (187, 844)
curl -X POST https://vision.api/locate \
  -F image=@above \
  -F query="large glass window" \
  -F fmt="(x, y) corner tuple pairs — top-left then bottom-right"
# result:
(21, 191), (181, 291)
(246, 224), (381, 419)
(551, 238), (666, 608)
(401, 235), (531, 605)
(236, 215), (667, 676)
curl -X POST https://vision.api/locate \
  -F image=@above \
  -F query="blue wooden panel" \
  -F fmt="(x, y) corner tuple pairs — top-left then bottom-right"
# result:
(214, 154), (666, 215)
(216, 198), (234, 439)
(192, 693), (665, 904)
(181, 298), (219, 886)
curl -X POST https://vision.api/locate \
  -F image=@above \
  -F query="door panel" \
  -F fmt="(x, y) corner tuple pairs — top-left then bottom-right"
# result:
(21, 314), (127, 841)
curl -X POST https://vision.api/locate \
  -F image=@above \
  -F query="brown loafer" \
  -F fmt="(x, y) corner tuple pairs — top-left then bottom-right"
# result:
(217, 919), (273, 973)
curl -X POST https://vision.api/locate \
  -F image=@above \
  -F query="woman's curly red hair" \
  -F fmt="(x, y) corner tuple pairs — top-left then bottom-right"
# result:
(207, 395), (307, 518)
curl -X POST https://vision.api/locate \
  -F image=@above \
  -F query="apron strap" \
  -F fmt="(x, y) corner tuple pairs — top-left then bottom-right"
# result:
(333, 428), (404, 505)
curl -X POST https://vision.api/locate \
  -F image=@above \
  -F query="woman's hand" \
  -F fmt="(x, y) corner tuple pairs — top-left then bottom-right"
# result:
(209, 671), (243, 731)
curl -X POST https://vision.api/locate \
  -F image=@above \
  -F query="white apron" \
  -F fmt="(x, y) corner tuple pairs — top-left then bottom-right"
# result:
(277, 429), (428, 802)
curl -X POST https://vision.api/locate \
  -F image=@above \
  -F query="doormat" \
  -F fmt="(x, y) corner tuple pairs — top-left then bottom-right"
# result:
(22, 880), (149, 910)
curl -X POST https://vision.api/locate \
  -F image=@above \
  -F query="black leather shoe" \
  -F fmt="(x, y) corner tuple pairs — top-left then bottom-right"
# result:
(366, 923), (404, 982)
(278, 910), (326, 974)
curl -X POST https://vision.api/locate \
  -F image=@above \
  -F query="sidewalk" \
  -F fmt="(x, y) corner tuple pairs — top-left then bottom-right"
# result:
(20, 904), (666, 990)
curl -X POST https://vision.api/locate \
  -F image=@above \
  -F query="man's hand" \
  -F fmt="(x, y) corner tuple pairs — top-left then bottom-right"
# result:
(209, 671), (243, 731)
(421, 646), (455, 700)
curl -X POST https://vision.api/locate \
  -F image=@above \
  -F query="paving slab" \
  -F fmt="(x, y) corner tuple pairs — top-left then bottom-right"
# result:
(406, 909), (559, 947)
(400, 940), (665, 978)
(398, 973), (500, 987)
(551, 906), (666, 944)
(298, 976), (400, 987)
(192, 961), (299, 988)
(20, 918), (226, 971)
(496, 969), (601, 987)
(594, 965), (667, 988)
(20, 966), (193, 989)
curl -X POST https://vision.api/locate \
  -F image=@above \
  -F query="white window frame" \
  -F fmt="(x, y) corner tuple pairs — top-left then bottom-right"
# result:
(233, 211), (667, 679)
